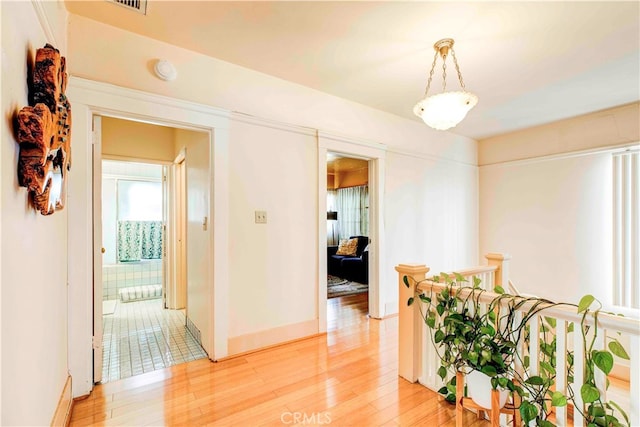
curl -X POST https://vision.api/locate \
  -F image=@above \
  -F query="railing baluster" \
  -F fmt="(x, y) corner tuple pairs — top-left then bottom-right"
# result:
(529, 315), (540, 377)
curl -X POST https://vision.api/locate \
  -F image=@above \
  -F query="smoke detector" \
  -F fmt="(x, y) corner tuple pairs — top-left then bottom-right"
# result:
(153, 59), (177, 81)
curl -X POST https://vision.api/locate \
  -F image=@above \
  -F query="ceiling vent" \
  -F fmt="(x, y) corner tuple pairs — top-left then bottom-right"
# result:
(107, 0), (147, 15)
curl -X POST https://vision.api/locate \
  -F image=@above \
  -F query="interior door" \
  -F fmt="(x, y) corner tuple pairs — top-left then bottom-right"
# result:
(165, 154), (187, 310)
(176, 157), (187, 309)
(92, 115), (103, 384)
(185, 135), (212, 355)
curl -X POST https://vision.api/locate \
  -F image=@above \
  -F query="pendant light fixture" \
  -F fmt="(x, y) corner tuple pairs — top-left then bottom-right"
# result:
(413, 38), (478, 131)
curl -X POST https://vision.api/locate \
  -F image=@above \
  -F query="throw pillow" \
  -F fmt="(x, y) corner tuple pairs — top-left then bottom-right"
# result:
(336, 238), (358, 256)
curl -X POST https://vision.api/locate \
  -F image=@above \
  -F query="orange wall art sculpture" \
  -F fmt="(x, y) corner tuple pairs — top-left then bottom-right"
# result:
(16, 44), (71, 215)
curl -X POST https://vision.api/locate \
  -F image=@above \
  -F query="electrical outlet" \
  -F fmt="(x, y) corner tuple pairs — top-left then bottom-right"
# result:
(255, 210), (267, 224)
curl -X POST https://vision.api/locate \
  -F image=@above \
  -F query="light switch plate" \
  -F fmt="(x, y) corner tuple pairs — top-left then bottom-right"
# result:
(255, 210), (267, 224)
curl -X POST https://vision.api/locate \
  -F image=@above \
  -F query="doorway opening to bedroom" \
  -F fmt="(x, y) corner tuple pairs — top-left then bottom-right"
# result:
(326, 153), (370, 328)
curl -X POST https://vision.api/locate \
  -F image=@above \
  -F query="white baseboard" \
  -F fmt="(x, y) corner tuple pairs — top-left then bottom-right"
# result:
(228, 319), (318, 356)
(51, 375), (72, 427)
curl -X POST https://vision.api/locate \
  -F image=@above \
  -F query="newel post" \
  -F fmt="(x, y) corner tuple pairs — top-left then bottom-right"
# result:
(395, 263), (430, 383)
(485, 253), (511, 289)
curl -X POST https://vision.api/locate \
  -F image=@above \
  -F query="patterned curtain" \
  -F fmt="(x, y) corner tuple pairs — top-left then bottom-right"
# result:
(336, 185), (369, 240)
(118, 221), (163, 262)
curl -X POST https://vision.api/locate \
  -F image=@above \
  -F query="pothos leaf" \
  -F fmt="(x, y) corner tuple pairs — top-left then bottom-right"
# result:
(437, 366), (447, 380)
(592, 350), (614, 375)
(538, 420), (555, 427)
(473, 276), (481, 288)
(453, 272), (466, 282)
(494, 285), (505, 294)
(578, 295), (596, 313)
(403, 275), (410, 288)
(481, 365), (497, 377)
(544, 316), (557, 328)
(407, 297), (414, 306)
(525, 375), (545, 386)
(540, 361), (556, 376)
(551, 391), (567, 407)
(608, 340), (630, 360)
(520, 401), (538, 424)
(588, 404), (606, 417)
(426, 314), (436, 329)
(581, 384), (600, 403)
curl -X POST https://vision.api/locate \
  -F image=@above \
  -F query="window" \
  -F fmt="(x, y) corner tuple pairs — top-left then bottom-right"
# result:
(117, 180), (162, 221)
(613, 149), (639, 308)
(116, 179), (163, 262)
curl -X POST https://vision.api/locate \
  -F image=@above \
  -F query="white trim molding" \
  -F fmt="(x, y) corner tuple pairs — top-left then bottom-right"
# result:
(480, 142), (640, 169)
(31, 0), (58, 47)
(231, 111), (317, 137)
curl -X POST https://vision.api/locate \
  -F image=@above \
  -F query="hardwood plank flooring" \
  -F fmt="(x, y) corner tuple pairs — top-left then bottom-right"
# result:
(71, 293), (488, 426)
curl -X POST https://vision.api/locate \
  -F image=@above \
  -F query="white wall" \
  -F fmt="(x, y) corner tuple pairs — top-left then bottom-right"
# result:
(228, 121), (318, 341)
(479, 105), (640, 308)
(102, 116), (176, 162)
(384, 151), (479, 306)
(480, 153), (613, 305)
(0, 1), (69, 424)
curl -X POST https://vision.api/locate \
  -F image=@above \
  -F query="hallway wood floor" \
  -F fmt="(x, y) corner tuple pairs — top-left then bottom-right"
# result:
(70, 293), (488, 426)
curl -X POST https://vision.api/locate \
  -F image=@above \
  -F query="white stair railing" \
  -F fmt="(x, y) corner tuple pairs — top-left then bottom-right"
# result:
(396, 253), (640, 426)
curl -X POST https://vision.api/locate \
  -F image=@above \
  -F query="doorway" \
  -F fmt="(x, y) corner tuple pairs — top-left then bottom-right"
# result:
(326, 153), (370, 328)
(94, 117), (210, 384)
(317, 132), (385, 334)
(68, 78), (230, 398)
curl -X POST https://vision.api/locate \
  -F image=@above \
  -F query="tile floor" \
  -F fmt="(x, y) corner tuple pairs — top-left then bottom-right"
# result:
(101, 298), (208, 383)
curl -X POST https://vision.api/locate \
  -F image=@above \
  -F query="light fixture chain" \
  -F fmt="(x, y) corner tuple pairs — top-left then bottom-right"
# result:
(451, 48), (466, 90)
(442, 53), (448, 92)
(424, 50), (439, 96)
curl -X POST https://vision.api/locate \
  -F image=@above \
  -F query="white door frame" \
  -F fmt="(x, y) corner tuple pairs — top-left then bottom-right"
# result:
(66, 77), (231, 398)
(317, 131), (386, 330)
(91, 116), (103, 384)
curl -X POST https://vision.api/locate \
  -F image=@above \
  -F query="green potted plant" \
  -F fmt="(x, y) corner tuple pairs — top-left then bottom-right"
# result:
(404, 272), (631, 426)
(407, 272), (525, 408)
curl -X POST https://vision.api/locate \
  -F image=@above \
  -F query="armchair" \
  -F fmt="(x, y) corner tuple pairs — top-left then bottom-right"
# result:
(327, 235), (369, 284)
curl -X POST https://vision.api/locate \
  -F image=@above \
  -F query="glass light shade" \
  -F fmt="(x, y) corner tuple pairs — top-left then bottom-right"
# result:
(413, 91), (478, 130)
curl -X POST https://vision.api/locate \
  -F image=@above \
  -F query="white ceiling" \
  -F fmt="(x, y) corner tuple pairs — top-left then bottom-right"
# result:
(65, 1), (640, 140)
